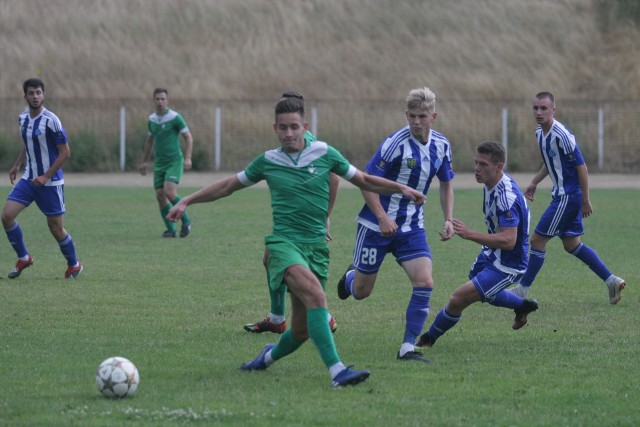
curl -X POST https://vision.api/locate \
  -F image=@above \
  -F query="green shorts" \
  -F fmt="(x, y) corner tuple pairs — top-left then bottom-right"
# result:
(265, 235), (329, 293)
(154, 158), (184, 189)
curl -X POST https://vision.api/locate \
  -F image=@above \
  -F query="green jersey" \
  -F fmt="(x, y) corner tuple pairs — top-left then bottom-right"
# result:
(238, 140), (356, 244)
(147, 108), (189, 166)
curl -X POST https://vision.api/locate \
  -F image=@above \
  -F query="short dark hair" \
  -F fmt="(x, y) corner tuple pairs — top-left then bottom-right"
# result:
(153, 88), (168, 97)
(477, 141), (506, 165)
(280, 90), (304, 101)
(275, 90), (305, 119)
(535, 91), (555, 106)
(23, 78), (44, 95)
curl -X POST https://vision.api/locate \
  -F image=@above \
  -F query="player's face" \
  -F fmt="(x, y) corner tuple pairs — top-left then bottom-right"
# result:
(274, 112), (308, 153)
(406, 108), (437, 142)
(532, 96), (555, 130)
(154, 93), (169, 114)
(474, 152), (503, 187)
(24, 86), (45, 111)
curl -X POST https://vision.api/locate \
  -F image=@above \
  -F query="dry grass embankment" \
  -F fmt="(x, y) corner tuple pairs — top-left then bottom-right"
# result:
(1, 0), (639, 101)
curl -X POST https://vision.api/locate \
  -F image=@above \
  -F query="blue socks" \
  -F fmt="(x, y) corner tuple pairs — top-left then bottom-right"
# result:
(520, 248), (545, 287)
(58, 233), (78, 267)
(344, 270), (362, 300)
(427, 308), (461, 340)
(403, 288), (431, 345)
(570, 242), (612, 281)
(5, 222), (28, 258)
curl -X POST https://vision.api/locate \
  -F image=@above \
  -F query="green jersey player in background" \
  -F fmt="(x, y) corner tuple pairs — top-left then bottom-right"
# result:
(139, 88), (193, 238)
(167, 92), (425, 387)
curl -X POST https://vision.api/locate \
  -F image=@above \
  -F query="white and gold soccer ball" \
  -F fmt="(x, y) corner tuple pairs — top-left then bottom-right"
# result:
(96, 356), (140, 398)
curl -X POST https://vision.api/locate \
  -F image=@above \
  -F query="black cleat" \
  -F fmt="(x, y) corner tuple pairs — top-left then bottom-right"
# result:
(513, 299), (539, 330)
(162, 230), (177, 238)
(396, 351), (431, 363)
(337, 264), (354, 300)
(415, 333), (437, 349)
(180, 223), (192, 238)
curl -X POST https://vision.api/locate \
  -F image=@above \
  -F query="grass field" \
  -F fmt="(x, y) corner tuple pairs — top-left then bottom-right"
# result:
(0, 185), (637, 426)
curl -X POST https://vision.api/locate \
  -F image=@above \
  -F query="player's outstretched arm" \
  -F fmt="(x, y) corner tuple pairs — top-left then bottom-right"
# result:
(348, 170), (425, 205)
(452, 219), (517, 250)
(167, 175), (246, 222)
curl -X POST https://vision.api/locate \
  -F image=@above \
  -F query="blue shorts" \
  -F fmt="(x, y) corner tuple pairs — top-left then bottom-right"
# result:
(535, 192), (583, 238)
(7, 179), (65, 217)
(469, 252), (523, 303)
(352, 223), (430, 274)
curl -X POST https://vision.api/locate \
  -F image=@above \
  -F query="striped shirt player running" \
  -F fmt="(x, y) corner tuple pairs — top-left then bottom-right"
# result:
(2, 78), (83, 279)
(336, 87), (455, 363)
(508, 92), (625, 304)
(416, 141), (539, 351)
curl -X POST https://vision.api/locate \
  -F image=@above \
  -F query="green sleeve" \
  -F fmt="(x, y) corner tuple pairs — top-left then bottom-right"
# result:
(327, 145), (351, 177)
(243, 153), (266, 183)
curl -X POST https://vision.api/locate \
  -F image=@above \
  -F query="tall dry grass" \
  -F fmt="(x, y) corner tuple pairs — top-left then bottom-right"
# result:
(1, 0), (638, 101)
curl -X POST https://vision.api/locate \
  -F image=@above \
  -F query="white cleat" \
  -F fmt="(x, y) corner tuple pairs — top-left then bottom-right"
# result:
(507, 284), (530, 298)
(607, 277), (626, 305)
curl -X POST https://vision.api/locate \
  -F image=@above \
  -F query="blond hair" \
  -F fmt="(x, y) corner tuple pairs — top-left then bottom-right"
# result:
(406, 87), (436, 111)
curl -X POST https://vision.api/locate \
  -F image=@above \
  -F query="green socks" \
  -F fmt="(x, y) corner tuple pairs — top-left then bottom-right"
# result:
(170, 196), (190, 225)
(160, 204), (176, 232)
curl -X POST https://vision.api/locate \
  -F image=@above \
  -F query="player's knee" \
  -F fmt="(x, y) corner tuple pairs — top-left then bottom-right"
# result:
(1, 211), (15, 228)
(291, 327), (309, 342)
(411, 276), (434, 288)
(353, 283), (373, 299)
(447, 291), (470, 313)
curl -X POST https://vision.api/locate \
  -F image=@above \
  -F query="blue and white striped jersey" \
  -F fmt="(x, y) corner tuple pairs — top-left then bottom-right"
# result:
(481, 173), (530, 274)
(18, 108), (68, 186)
(536, 119), (585, 197)
(357, 126), (455, 233)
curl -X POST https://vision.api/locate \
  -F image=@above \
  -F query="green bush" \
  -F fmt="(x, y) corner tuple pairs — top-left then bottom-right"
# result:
(67, 130), (118, 172)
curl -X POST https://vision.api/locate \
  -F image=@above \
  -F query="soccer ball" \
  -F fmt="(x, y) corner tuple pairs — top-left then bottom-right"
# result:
(96, 356), (140, 398)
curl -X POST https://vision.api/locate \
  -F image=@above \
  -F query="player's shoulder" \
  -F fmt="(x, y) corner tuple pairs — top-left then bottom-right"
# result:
(42, 108), (62, 122)
(431, 129), (450, 144)
(496, 173), (524, 207)
(378, 126), (411, 156)
(551, 120), (574, 138)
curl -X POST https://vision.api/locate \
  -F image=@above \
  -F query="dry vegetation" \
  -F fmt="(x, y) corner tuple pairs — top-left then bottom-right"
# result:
(1, 0), (639, 101)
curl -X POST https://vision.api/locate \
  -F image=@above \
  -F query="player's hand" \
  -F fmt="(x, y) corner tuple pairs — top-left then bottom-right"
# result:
(582, 199), (593, 217)
(379, 215), (398, 237)
(524, 183), (537, 201)
(166, 203), (185, 223)
(451, 219), (472, 239)
(139, 163), (147, 176)
(403, 187), (425, 205)
(325, 218), (333, 242)
(184, 158), (192, 171)
(31, 175), (47, 186)
(9, 169), (17, 185)
(439, 220), (454, 241)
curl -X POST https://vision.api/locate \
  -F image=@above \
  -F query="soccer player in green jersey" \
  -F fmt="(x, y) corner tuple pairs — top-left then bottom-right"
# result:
(139, 88), (193, 238)
(244, 91), (338, 335)
(167, 92), (425, 387)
